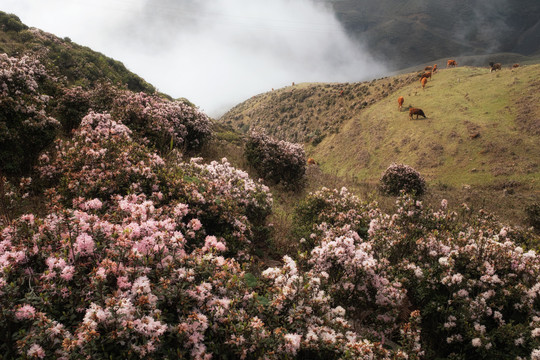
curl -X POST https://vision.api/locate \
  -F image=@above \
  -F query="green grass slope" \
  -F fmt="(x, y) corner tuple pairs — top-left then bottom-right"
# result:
(221, 64), (540, 190)
(221, 73), (419, 142)
(315, 65), (540, 188)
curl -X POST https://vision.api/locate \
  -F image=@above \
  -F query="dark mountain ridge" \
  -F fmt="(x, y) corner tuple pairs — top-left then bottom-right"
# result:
(330, 0), (540, 69)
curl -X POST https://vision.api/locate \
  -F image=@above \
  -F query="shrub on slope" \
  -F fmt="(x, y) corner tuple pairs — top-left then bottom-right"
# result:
(0, 54), (59, 176)
(245, 130), (306, 187)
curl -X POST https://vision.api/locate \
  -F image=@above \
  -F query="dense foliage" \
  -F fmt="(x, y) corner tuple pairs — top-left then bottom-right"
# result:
(294, 190), (540, 359)
(0, 51), (211, 177)
(0, 54), (59, 175)
(245, 130), (306, 187)
(379, 163), (427, 196)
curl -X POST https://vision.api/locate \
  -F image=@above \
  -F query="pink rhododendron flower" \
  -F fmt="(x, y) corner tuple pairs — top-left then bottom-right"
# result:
(16, 304), (36, 320)
(74, 233), (95, 256)
(27, 344), (45, 359)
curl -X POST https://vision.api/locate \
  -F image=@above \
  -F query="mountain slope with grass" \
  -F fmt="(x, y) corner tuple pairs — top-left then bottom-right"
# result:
(221, 65), (540, 188)
(220, 64), (540, 227)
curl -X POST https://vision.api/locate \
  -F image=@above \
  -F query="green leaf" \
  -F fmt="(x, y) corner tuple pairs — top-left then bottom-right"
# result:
(243, 273), (258, 288)
(257, 295), (270, 306)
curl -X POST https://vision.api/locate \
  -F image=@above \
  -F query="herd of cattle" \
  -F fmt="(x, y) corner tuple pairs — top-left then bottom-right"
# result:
(399, 59), (520, 119)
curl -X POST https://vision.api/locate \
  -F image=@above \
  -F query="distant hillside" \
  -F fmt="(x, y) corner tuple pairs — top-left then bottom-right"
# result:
(328, 0), (540, 69)
(220, 64), (540, 189)
(0, 11), (155, 93)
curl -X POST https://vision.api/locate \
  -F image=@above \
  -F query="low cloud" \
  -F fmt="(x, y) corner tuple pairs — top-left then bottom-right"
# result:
(3, 0), (386, 116)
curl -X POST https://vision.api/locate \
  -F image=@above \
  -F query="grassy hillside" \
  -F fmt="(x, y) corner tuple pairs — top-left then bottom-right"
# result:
(222, 64), (540, 186)
(315, 65), (540, 187)
(221, 73), (419, 143)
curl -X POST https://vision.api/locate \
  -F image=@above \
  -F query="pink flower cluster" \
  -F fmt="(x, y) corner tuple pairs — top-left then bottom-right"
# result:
(112, 90), (211, 151)
(38, 111), (165, 202)
(290, 188), (540, 358)
(245, 130), (306, 186)
(0, 53), (60, 174)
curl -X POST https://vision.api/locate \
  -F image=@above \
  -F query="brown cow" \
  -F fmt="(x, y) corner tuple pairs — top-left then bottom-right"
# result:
(489, 62), (502, 72)
(447, 59), (457, 68)
(307, 157), (317, 165)
(425, 66), (433, 71)
(421, 77), (427, 89)
(398, 96), (404, 111)
(421, 71), (432, 80)
(409, 108), (426, 119)
(512, 63), (520, 68)
(433, 64), (438, 73)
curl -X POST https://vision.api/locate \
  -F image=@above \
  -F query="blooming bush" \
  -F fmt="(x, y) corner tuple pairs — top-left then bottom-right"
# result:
(38, 111), (165, 204)
(0, 194), (410, 359)
(244, 130), (306, 187)
(111, 90), (212, 152)
(293, 188), (540, 359)
(0, 53), (60, 175)
(293, 187), (371, 250)
(54, 85), (92, 133)
(307, 225), (408, 340)
(38, 112), (272, 257)
(379, 163), (427, 196)
(158, 157), (274, 257)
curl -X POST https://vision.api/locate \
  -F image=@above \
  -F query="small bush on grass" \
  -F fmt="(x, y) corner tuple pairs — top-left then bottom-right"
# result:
(245, 130), (306, 187)
(379, 163), (426, 196)
(526, 202), (540, 232)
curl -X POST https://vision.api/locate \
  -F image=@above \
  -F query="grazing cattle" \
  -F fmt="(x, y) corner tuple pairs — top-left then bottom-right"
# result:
(512, 63), (520, 68)
(421, 71), (432, 80)
(409, 107), (426, 119)
(398, 96), (404, 111)
(307, 157), (317, 165)
(433, 64), (438, 73)
(447, 59), (457, 68)
(425, 66), (432, 71)
(489, 62), (502, 72)
(421, 77), (427, 89)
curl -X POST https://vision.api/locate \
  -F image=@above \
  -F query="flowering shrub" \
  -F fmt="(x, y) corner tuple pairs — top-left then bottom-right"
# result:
(158, 157), (273, 256)
(379, 163), (426, 196)
(293, 187), (371, 250)
(245, 130), (306, 187)
(0, 53), (60, 175)
(111, 91), (212, 152)
(38, 112), (165, 204)
(307, 225), (407, 340)
(37, 112), (271, 257)
(366, 195), (540, 359)
(54, 85), (92, 133)
(293, 189), (540, 359)
(0, 194), (412, 359)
